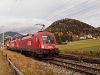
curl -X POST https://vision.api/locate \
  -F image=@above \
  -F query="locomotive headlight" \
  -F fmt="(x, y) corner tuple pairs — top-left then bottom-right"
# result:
(41, 45), (44, 49)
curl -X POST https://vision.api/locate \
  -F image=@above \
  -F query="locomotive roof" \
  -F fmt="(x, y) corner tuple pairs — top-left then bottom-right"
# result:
(36, 31), (53, 35)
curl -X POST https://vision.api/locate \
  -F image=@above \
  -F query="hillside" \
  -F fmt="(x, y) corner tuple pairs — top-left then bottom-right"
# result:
(44, 18), (100, 43)
(97, 27), (100, 30)
(0, 31), (22, 42)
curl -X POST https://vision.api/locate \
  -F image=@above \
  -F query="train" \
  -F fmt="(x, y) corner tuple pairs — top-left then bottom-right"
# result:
(6, 31), (59, 58)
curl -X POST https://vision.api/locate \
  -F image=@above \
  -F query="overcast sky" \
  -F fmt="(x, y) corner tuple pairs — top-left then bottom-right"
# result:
(0, 0), (100, 34)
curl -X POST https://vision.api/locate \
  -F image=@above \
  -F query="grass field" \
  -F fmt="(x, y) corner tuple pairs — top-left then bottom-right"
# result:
(58, 38), (100, 57)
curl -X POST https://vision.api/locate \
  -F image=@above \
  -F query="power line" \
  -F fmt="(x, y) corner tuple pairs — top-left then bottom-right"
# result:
(43, 0), (73, 20)
(8, 0), (17, 17)
(2, 0), (14, 23)
(10, 0), (21, 17)
(81, 13), (100, 20)
(64, 0), (98, 18)
(3, 0), (19, 25)
(76, 7), (100, 19)
(46, 0), (90, 21)
(6, 0), (18, 21)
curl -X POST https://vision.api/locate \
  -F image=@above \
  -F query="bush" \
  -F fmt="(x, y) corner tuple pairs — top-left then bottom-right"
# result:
(57, 38), (62, 44)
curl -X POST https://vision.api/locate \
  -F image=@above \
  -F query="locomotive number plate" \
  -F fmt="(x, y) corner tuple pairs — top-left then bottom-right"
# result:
(48, 46), (53, 48)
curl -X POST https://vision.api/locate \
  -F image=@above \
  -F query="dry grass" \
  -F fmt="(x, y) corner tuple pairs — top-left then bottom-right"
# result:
(0, 48), (58, 75)
(0, 53), (14, 75)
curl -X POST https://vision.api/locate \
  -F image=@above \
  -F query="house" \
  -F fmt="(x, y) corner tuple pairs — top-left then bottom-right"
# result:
(79, 37), (86, 40)
(84, 34), (92, 39)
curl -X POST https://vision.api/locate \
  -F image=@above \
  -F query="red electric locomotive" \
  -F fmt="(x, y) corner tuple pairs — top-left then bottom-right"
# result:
(7, 38), (20, 50)
(6, 24), (59, 58)
(22, 32), (59, 56)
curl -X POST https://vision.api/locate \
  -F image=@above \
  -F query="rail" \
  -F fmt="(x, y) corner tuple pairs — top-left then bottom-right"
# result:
(57, 54), (100, 64)
(48, 58), (100, 75)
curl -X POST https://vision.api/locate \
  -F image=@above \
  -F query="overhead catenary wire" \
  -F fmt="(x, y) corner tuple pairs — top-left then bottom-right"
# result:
(2, 0), (20, 32)
(64, 0), (98, 18)
(41, 0), (89, 25)
(1, 0), (14, 24)
(36, 0), (73, 27)
(38, 0), (98, 29)
(77, 7), (100, 19)
(43, 0), (73, 20)
(59, 2), (100, 20)
(81, 13), (100, 20)
(74, 6), (100, 19)
(9, 0), (21, 18)
(8, 0), (17, 17)
(44, 0), (100, 24)
(6, 0), (18, 22)
(46, 0), (90, 21)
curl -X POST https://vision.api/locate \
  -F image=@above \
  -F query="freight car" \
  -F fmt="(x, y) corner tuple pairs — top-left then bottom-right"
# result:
(6, 31), (59, 58)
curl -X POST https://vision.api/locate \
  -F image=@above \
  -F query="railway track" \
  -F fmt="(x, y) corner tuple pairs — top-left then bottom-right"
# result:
(47, 58), (100, 75)
(57, 54), (100, 64)
(42, 54), (100, 75)
(22, 52), (100, 75)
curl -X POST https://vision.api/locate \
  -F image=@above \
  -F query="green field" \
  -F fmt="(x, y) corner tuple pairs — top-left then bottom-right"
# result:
(58, 38), (100, 57)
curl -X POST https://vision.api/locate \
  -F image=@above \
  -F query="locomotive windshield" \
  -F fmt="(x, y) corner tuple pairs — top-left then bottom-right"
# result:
(42, 35), (54, 44)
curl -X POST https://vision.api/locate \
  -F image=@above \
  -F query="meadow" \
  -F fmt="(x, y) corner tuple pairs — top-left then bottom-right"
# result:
(58, 38), (100, 57)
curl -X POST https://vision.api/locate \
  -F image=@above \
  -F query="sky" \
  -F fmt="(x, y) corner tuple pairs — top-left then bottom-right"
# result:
(0, 0), (100, 34)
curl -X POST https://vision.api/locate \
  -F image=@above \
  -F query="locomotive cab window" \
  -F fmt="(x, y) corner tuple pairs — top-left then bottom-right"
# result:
(42, 35), (54, 44)
(35, 37), (39, 42)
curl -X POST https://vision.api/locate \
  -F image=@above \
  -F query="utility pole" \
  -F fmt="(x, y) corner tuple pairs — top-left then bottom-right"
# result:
(2, 26), (4, 48)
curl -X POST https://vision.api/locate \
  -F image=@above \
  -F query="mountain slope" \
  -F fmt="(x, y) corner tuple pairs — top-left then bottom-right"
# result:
(97, 27), (100, 30)
(44, 18), (100, 43)
(0, 31), (22, 42)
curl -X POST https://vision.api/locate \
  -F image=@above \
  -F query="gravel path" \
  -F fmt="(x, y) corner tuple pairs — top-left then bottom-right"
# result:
(0, 53), (14, 75)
